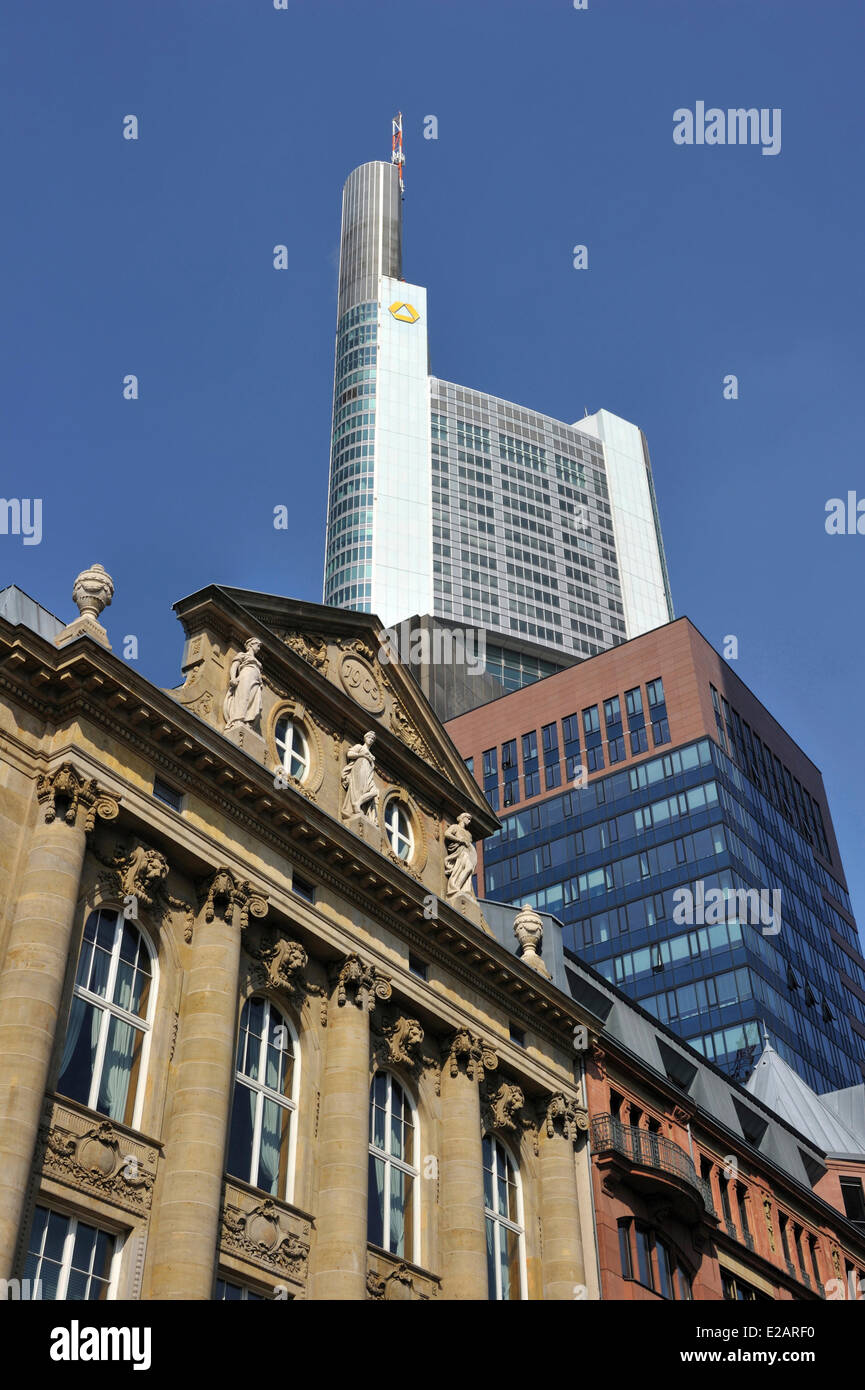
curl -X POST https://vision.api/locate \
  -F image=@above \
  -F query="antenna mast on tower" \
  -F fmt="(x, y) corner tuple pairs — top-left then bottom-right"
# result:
(392, 111), (405, 197)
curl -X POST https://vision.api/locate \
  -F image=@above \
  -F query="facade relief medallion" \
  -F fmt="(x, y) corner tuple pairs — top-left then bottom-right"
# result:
(220, 1195), (310, 1283)
(38, 1105), (158, 1214)
(337, 650), (385, 714)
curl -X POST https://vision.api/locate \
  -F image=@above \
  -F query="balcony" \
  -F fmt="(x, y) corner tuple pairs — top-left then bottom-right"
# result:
(591, 1113), (715, 1223)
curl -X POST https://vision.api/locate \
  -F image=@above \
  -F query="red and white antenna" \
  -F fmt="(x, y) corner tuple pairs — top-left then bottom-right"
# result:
(391, 111), (405, 196)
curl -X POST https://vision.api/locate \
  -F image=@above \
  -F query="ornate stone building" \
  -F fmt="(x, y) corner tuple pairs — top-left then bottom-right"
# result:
(0, 572), (596, 1301)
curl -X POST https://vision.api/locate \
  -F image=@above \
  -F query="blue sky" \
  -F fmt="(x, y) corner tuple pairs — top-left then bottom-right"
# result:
(2, 0), (863, 914)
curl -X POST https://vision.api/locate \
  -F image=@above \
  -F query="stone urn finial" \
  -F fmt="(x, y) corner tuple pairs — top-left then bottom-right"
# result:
(514, 903), (551, 978)
(72, 563), (114, 621)
(56, 563), (114, 651)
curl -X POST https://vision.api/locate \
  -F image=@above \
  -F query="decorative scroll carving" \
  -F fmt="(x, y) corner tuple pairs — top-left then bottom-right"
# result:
(244, 934), (328, 1020)
(198, 867), (268, 933)
(282, 631), (328, 675)
(36, 764), (119, 832)
(481, 1081), (527, 1134)
(259, 936), (308, 990)
(220, 1197), (309, 1282)
(374, 1014), (425, 1069)
(366, 1253), (440, 1301)
(93, 838), (194, 941)
(533, 1091), (589, 1153)
(38, 1109), (157, 1213)
(389, 698), (441, 770)
(445, 1027), (498, 1084)
(332, 953), (392, 1012)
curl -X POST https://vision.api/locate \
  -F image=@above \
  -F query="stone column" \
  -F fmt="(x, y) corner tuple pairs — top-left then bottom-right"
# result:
(309, 954), (391, 1300)
(440, 1029), (497, 1300)
(147, 870), (262, 1300)
(538, 1092), (588, 1299)
(0, 765), (118, 1278)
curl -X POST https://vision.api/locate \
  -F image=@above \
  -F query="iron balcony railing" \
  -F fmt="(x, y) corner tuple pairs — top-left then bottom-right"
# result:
(591, 1113), (715, 1213)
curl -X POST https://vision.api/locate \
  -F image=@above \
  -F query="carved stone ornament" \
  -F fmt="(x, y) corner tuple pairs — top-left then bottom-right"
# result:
(245, 934), (326, 1016)
(221, 1199), (309, 1282)
(331, 953), (392, 1012)
(94, 837), (194, 941)
(513, 903), (551, 978)
(443, 813), (478, 899)
(39, 1114), (156, 1213)
(223, 637), (264, 733)
(389, 698), (439, 769)
(199, 867), (268, 934)
(56, 563), (115, 650)
(446, 1027), (498, 1085)
(340, 731), (379, 822)
(373, 1013), (425, 1071)
(536, 1092), (589, 1152)
(481, 1081), (527, 1134)
(338, 648), (384, 714)
(72, 562), (114, 621)
(282, 630), (328, 674)
(367, 1263), (423, 1301)
(36, 764), (119, 832)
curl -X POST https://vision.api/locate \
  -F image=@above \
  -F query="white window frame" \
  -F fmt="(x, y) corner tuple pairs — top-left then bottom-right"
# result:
(483, 1135), (527, 1301)
(214, 1276), (266, 1301)
(61, 907), (157, 1133)
(230, 996), (299, 1202)
(384, 799), (414, 862)
(26, 1206), (122, 1301)
(274, 716), (310, 782)
(368, 1072), (419, 1264)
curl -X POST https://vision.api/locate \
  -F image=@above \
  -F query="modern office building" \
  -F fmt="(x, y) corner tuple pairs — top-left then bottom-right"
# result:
(322, 155), (674, 673)
(447, 618), (865, 1098)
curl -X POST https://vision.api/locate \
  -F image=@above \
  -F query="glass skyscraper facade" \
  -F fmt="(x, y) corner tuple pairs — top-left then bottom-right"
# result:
(448, 620), (865, 1098)
(323, 157), (674, 662)
(483, 734), (865, 1095)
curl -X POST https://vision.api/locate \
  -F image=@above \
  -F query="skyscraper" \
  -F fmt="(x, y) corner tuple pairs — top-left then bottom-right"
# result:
(323, 151), (674, 673)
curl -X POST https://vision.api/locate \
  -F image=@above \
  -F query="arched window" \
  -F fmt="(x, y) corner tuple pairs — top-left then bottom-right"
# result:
(384, 800), (413, 861)
(368, 1072), (418, 1260)
(483, 1135), (526, 1300)
(227, 996), (298, 1199)
(57, 907), (155, 1130)
(274, 717), (310, 782)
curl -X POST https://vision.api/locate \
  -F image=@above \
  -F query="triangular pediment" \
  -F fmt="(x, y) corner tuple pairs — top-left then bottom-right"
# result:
(169, 584), (497, 838)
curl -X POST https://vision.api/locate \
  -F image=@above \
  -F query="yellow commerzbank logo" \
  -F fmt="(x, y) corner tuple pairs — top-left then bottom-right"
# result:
(389, 301), (420, 323)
